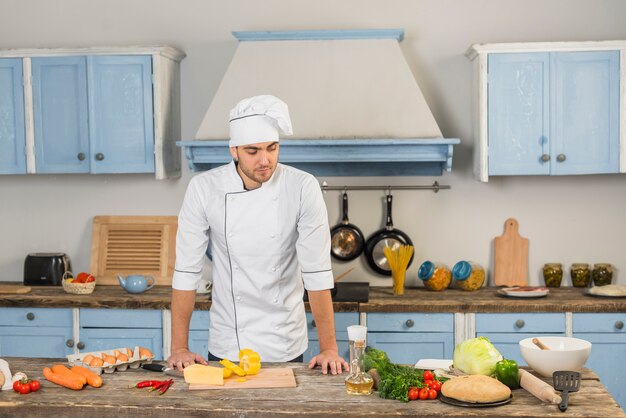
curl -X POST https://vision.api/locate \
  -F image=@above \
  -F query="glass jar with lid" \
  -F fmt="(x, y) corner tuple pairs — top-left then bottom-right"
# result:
(570, 263), (591, 288)
(452, 261), (485, 291)
(418, 261), (451, 291)
(543, 263), (563, 288)
(592, 263), (613, 286)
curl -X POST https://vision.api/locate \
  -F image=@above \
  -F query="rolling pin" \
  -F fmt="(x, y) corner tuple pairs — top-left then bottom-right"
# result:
(519, 369), (562, 404)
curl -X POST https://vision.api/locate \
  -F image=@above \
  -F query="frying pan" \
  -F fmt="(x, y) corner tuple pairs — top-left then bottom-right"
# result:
(330, 192), (365, 261)
(364, 193), (414, 276)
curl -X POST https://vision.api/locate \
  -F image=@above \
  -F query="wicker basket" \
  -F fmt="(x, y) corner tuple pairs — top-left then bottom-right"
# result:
(62, 272), (96, 295)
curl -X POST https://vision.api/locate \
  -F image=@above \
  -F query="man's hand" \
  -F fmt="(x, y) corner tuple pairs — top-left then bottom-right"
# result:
(167, 348), (208, 371)
(308, 349), (349, 375)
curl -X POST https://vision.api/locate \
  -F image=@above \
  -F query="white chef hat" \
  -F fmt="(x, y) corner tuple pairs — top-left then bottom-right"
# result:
(229, 95), (293, 147)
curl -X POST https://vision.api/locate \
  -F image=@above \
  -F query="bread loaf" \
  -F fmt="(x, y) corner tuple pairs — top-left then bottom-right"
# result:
(441, 375), (511, 403)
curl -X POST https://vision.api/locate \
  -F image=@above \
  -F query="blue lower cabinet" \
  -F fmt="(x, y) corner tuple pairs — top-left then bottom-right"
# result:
(304, 312), (358, 362)
(574, 313), (626, 410)
(475, 313), (566, 365)
(366, 313), (455, 364)
(188, 311), (210, 357)
(79, 308), (163, 359)
(0, 308), (73, 358)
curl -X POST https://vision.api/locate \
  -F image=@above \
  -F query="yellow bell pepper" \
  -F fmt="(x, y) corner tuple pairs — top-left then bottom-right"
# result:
(222, 367), (233, 378)
(239, 348), (261, 375)
(219, 358), (246, 377)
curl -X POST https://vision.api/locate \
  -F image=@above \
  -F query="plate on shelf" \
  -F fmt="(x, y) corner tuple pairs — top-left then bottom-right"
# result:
(497, 287), (549, 298)
(438, 393), (513, 408)
(583, 285), (626, 298)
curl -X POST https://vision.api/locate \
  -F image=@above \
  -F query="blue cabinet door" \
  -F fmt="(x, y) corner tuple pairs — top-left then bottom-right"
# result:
(574, 313), (626, 410)
(303, 312), (358, 362)
(552, 51), (619, 175)
(79, 328), (163, 360)
(88, 55), (154, 173)
(0, 308), (73, 357)
(488, 53), (550, 176)
(0, 58), (26, 174)
(32, 56), (90, 173)
(188, 310), (210, 357)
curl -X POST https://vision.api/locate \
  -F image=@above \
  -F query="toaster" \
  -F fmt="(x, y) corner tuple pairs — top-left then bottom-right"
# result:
(23, 253), (72, 286)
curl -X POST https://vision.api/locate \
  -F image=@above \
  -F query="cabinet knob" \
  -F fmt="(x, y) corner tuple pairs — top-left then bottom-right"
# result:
(77, 342), (85, 350)
(26, 312), (35, 321)
(77, 152), (86, 161)
(616, 321), (624, 330)
(515, 319), (525, 329)
(556, 154), (566, 162)
(95, 153), (105, 161)
(66, 339), (75, 348)
(541, 154), (550, 162)
(405, 319), (415, 328)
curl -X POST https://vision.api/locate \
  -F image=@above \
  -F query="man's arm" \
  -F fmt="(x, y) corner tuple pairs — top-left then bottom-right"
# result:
(307, 289), (349, 374)
(167, 288), (208, 370)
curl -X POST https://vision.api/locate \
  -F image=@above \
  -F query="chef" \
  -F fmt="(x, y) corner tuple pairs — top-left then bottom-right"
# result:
(168, 95), (348, 375)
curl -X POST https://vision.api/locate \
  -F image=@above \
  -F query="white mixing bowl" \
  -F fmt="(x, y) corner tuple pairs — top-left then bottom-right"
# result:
(519, 336), (592, 377)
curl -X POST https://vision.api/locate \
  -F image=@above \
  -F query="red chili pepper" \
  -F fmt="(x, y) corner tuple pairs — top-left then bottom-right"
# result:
(129, 380), (164, 389)
(158, 379), (174, 395)
(148, 380), (171, 392)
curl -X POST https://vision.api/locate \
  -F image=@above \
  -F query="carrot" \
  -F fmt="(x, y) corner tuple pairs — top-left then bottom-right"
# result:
(43, 367), (84, 390)
(51, 364), (87, 385)
(71, 365), (103, 388)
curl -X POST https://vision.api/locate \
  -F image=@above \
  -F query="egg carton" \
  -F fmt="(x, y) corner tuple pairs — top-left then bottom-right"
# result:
(66, 346), (155, 375)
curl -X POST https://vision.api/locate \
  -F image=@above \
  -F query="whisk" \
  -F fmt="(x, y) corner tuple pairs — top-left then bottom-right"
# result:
(384, 244), (414, 296)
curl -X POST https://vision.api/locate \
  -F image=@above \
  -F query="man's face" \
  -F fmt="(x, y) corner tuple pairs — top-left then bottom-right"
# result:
(230, 141), (279, 189)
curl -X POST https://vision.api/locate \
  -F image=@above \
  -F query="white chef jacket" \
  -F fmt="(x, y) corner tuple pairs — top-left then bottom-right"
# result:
(172, 161), (334, 362)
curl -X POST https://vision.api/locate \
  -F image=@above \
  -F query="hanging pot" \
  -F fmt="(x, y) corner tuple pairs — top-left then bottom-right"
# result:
(364, 193), (414, 276)
(330, 192), (365, 261)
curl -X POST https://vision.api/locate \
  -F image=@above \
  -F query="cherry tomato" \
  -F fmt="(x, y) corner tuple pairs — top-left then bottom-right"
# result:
(18, 384), (31, 394)
(430, 380), (442, 392)
(423, 370), (434, 381)
(418, 387), (429, 400)
(408, 387), (420, 401)
(428, 389), (438, 400)
(13, 381), (21, 392)
(29, 380), (41, 392)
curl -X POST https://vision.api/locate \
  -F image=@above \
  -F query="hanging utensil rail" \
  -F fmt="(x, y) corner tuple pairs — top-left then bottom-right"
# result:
(320, 181), (449, 193)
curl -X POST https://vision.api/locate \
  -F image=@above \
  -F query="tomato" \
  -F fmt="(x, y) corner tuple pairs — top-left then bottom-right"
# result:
(423, 370), (434, 381)
(428, 380), (442, 392)
(75, 272), (95, 283)
(29, 380), (41, 392)
(18, 384), (31, 394)
(408, 387), (420, 401)
(13, 380), (21, 392)
(428, 389), (438, 400)
(418, 387), (429, 400)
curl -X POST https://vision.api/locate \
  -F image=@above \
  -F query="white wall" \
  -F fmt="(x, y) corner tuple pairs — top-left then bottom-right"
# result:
(1, 0), (625, 287)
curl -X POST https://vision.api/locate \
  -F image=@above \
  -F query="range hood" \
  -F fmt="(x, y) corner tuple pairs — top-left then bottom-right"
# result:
(178, 29), (459, 176)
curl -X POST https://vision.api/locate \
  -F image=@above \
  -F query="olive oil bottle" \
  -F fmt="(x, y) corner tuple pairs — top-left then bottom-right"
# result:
(344, 325), (373, 396)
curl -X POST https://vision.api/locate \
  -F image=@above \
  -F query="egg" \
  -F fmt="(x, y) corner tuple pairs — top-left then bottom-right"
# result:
(82, 354), (95, 364)
(125, 347), (134, 358)
(89, 357), (104, 367)
(113, 349), (121, 357)
(116, 353), (129, 362)
(103, 355), (116, 365)
(139, 347), (154, 359)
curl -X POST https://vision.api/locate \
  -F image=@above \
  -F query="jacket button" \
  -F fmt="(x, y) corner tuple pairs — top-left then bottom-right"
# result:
(237, 296), (241, 301)
(271, 267), (276, 272)
(273, 298), (278, 303)
(234, 265), (239, 270)
(228, 233), (233, 237)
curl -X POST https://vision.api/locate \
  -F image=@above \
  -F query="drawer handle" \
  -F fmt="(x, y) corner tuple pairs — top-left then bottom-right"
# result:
(515, 319), (525, 329)
(95, 153), (105, 161)
(77, 152), (86, 161)
(541, 154), (550, 162)
(556, 154), (566, 162)
(26, 312), (35, 321)
(77, 342), (85, 350)
(405, 319), (415, 328)
(616, 321), (624, 330)
(66, 339), (75, 348)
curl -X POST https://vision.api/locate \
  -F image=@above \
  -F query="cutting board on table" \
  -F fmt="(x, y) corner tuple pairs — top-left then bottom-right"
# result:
(0, 285), (31, 294)
(188, 367), (297, 390)
(493, 218), (529, 286)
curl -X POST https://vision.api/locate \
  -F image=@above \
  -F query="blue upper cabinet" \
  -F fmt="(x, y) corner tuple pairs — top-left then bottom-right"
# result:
(0, 47), (185, 178)
(32, 57), (90, 173)
(0, 58), (26, 174)
(88, 56), (154, 173)
(467, 41), (624, 182)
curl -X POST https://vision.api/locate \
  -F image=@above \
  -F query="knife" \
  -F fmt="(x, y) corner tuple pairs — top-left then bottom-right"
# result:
(141, 363), (184, 377)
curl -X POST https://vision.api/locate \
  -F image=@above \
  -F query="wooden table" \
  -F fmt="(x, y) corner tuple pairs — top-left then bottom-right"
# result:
(1, 358), (623, 417)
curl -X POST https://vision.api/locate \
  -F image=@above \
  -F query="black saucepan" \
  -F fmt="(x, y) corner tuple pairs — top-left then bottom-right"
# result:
(330, 192), (365, 261)
(364, 193), (414, 276)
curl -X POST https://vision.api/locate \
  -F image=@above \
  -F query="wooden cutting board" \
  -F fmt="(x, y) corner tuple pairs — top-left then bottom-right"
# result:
(188, 367), (297, 390)
(0, 285), (32, 294)
(494, 218), (529, 286)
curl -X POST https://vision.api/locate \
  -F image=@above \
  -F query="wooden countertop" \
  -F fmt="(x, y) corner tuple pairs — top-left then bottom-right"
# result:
(1, 357), (623, 417)
(1, 283), (625, 313)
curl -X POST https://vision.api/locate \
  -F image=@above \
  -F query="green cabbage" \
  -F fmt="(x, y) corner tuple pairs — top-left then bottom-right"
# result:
(453, 336), (503, 375)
